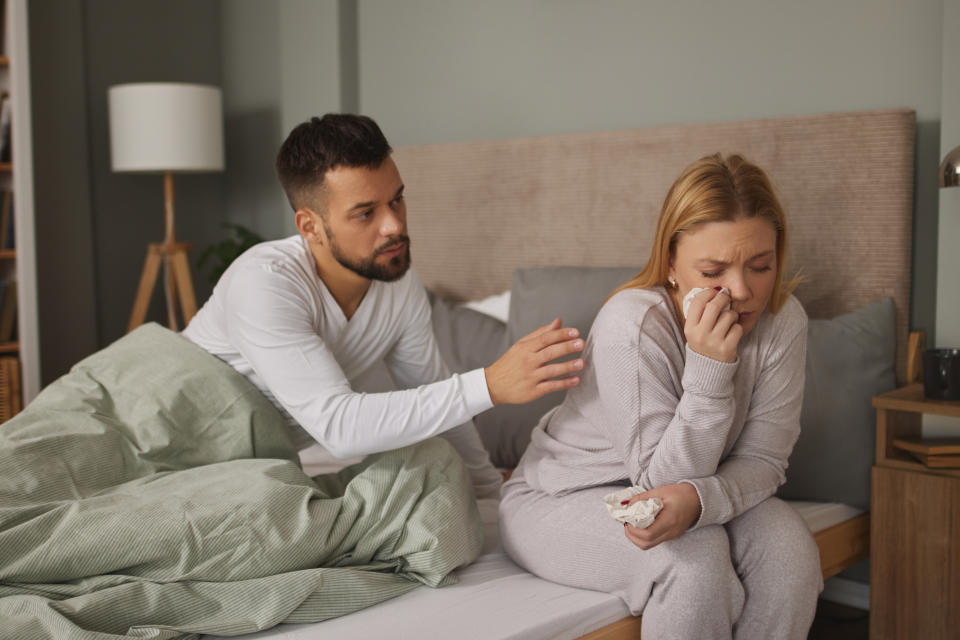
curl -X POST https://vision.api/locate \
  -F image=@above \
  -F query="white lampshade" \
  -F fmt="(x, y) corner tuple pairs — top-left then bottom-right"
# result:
(108, 82), (224, 173)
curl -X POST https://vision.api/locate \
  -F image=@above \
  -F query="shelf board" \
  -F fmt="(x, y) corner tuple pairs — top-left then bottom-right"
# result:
(872, 383), (960, 417)
(0, 56), (8, 67)
(0, 342), (18, 354)
(0, 163), (11, 172)
(0, 250), (15, 259)
(877, 456), (960, 478)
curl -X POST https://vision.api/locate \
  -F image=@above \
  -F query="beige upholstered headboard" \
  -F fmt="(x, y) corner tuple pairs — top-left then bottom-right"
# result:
(395, 109), (915, 379)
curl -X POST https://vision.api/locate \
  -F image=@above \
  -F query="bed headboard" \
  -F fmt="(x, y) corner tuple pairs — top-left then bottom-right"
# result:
(395, 109), (915, 380)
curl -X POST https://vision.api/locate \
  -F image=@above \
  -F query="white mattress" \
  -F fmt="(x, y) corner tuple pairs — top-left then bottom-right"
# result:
(204, 460), (863, 640)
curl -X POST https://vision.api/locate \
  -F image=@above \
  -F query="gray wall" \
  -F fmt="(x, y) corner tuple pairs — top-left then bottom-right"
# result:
(27, 2), (947, 378)
(925, 0), (960, 438)
(220, 0), (944, 342)
(220, 0), (343, 241)
(938, 0), (960, 348)
(29, 0), (225, 383)
(28, 0), (99, 385)
(82, 0), (224, 342)
(356, 0), (943, 345)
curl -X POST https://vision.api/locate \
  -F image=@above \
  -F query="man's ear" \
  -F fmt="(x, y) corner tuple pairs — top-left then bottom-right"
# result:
(295, 208), (324, 245)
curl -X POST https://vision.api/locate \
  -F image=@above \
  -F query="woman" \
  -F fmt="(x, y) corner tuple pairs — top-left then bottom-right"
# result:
(499, 153), (821, 640)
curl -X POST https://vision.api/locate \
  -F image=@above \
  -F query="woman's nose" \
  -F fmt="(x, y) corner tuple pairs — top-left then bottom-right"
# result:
(726, 273), (750, 301)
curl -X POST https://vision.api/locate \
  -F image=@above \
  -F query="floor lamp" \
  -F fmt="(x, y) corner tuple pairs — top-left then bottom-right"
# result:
(108, 83), (224, 332)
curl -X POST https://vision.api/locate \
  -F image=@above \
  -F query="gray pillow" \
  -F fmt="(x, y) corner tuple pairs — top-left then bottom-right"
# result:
(430, 266), (639, 468)
(494, 267), (639, 467)
(428, 292), (507, 373)
(506, 266), (641, 344)
(778, 297), (897, 510)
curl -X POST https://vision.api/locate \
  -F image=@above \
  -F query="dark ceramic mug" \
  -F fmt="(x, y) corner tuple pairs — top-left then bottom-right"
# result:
(922, 348), (960, 401)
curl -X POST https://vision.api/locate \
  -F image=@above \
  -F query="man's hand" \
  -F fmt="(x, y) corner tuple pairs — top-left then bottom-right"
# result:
(622, 483), (701, 551)
(484, 318), (584, 405)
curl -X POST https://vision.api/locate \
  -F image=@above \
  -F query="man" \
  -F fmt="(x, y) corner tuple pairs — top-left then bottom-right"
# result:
(183, 114), (584, 497)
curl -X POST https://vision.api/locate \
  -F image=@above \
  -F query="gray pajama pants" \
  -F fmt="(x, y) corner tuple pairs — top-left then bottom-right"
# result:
(499, 468), (823, 640)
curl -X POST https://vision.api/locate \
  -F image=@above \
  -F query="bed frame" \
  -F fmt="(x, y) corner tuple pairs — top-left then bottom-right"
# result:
(394, 108), (915, 638)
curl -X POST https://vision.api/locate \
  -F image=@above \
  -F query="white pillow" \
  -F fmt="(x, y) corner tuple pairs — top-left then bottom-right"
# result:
(460, 291), (510, 324)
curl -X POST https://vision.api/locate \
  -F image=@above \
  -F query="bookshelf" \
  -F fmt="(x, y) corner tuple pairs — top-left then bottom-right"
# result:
(0, 0), (39, 419)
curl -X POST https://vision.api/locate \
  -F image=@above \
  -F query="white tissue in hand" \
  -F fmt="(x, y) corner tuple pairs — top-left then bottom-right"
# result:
(603, 487), (663, 529)
(682, 286), (731, 317)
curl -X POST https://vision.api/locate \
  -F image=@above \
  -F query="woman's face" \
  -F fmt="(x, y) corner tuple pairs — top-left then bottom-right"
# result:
(668, 217), (778, 335)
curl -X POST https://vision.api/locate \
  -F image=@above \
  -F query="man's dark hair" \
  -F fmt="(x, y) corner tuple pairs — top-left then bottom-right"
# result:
(276, 113), (393, 212)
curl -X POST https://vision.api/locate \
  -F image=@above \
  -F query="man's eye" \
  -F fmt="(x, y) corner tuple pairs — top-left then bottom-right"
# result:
(355, 210), (373, 220)
(392, 195), (404, 205)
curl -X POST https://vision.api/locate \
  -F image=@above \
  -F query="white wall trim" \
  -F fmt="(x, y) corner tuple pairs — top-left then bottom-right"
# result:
(8, 0), (40, 402)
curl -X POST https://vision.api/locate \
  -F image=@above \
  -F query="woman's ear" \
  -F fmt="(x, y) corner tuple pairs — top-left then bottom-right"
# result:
(667, 259), (677, 288)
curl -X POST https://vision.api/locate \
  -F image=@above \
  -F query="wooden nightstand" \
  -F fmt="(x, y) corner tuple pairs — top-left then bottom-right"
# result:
(869, 384), (960, 639)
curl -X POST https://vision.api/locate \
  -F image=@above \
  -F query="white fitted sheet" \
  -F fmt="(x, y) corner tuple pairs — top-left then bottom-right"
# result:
(203, 475), (863, 640)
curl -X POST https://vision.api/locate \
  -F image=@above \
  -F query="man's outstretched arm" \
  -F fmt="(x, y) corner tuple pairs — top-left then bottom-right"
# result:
(225, 266), (583, 460)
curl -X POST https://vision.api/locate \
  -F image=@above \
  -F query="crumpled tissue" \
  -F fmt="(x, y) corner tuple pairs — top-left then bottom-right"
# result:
(602, 486), (663, 529)
(682, 286), (731, 317)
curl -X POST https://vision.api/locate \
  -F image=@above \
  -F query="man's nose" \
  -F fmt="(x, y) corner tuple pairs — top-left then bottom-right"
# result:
(380, 209), (404, 236)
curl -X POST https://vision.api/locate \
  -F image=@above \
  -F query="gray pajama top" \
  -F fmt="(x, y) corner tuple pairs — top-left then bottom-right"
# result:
(514, 286), (808, 529)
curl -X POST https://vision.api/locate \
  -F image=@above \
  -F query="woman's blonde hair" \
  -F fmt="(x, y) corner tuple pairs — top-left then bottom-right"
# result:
(611, 153), (799, 313)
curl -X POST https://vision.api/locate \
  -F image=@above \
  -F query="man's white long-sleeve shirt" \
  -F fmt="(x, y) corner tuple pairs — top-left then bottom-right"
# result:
(183, 235), (501, 495)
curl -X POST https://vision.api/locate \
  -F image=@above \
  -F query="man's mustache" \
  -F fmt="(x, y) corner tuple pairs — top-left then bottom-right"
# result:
(375, 235), (411, 256)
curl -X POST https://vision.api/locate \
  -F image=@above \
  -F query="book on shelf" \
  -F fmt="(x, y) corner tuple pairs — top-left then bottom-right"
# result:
(0, 92), (10, 164)
(0, 356), (22, 422)
(0, 0), (6, 58)
(0, 278), (16, 343)
(0, 189), (12, 249)
(893, 437), (960, 468)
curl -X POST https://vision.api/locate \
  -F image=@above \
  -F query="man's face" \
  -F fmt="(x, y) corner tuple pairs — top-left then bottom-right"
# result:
(314, 157), (410, 282)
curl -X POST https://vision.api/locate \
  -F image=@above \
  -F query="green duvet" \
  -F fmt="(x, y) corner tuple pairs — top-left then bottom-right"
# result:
(0, 324), (483, 639)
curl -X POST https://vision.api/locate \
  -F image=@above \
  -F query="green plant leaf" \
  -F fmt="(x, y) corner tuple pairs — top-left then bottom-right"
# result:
(196, 223), (266, 286)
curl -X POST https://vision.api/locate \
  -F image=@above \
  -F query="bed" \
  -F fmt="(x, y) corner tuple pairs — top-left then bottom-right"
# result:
(202, 107), (915, 639)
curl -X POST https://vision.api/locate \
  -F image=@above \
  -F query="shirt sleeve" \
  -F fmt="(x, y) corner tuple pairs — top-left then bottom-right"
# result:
(384, 279), (502, 499)
(682, 309), (807, 529)
(222, 263), (493, 460)
(588, 301), (740, 491)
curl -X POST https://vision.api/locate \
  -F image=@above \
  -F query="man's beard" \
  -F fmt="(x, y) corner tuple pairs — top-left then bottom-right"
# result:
(329, 233), (412, 282)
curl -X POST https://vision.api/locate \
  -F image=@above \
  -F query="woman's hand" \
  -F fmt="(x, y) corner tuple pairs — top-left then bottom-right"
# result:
(622, 483), (702, 551)
(683, 287), (742, 363)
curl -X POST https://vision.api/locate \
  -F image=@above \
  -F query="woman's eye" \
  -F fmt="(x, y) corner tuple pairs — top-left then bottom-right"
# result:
(751, 265), (772, 273)
(701, 272), (722, 279)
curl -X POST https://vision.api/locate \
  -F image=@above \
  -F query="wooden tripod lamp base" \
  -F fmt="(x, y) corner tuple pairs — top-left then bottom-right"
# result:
(127, 242), (198, 333)
(127, 243), (197, 333)
(126, 171), (201, 334)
